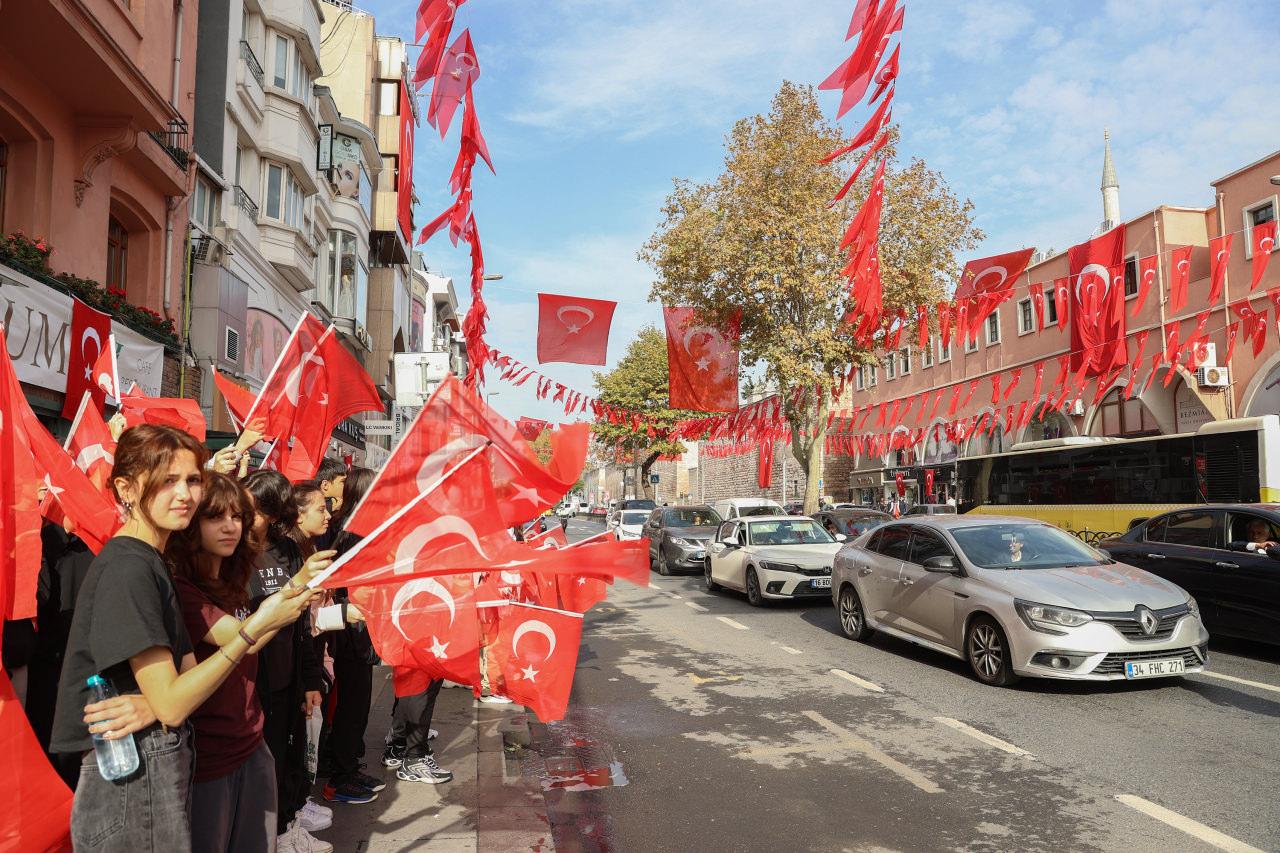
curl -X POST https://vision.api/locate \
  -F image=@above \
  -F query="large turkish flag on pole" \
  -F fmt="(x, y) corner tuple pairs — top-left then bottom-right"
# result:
(284, 332), (384, 482)
(1068, 225), (1127, 376)
(244, 313), (331, 440)
(664, 307), (741, 412)
(536, 293), (616, 365)
(60, 299), (113, 420)
(955, 248), (1035, 344)
(484, 601), (583, 722)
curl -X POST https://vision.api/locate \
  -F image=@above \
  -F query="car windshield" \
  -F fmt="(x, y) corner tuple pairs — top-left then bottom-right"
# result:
(666, 508), (721, 527)
(748, 519), (834, 546)
(740, 505), (783, 518)
(950, 524), (1110, 570)
(620, 511), (649, 525)
(843, 516), (885, 537)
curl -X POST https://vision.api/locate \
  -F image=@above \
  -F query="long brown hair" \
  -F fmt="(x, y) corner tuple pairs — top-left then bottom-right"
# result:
(111, 424), (209, 529)
(166, 473), (261, 614)
(289, 480), (325, 559)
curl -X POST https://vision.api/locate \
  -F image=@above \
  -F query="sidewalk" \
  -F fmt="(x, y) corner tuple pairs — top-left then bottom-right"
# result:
(319, 667), (555, 852)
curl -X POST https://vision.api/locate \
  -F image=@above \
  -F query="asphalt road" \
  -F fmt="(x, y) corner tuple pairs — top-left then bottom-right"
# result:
(535, 516), (1280, 853)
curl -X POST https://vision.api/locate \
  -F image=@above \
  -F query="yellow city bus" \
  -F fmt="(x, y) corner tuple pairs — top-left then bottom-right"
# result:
(955, 415), (1280, 542)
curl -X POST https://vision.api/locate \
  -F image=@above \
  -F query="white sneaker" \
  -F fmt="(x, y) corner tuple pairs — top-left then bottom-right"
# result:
(276, 828), (299, 853)
(297, 798), (333, 832)
(293, 824), (334, 853)
(479, 694), (513, 704)
(429, 728), (439, 740)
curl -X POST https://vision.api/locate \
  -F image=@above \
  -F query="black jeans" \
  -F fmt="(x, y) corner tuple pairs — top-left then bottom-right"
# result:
(327, 653), (372, 781)
(71, 723), (195, 852)
(262, 687), (306, 835)
(387, 680), (442, 757)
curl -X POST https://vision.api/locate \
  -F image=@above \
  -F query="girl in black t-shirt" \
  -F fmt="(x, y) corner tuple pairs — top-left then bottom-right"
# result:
(51, 426), (327, 853)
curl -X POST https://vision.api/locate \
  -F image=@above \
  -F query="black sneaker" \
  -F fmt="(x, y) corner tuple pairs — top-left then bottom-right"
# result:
(396, 754), (453, 784)
(322, 780), (378, 804)
(382, 742), (407, 769)
(350, 769), (387, 792)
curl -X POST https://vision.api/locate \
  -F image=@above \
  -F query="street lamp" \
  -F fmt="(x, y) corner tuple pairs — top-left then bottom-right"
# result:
(1270, 176), (1280, 186)
(482, 273), (504, 281)
(486, 391), (500, 406)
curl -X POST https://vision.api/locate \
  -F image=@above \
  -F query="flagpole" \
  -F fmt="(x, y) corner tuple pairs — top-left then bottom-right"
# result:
(106, 333), (120, 408)
(307, 441), (492, 589)
(243, 313), (310, 425)
(63, 392), (92, 452)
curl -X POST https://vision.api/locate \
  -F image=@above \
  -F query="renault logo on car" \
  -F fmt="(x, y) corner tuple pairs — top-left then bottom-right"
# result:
(1136, 606), (1159, 636)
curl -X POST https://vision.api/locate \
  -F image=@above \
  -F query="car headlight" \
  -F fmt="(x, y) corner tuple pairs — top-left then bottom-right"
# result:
(1015, 600), (1094, 634)
(670, 537), (695, 547)
(1185, 596), (1199, 617)
(759, 561), (802, 573)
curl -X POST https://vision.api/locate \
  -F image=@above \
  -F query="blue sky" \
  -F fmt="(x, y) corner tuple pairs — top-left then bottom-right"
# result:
(364, 0), (1280, 423)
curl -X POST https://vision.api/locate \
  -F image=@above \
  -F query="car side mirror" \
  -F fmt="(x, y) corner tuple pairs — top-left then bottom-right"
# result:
(835, 533), (848, 542)
(923, 555), (959, 573)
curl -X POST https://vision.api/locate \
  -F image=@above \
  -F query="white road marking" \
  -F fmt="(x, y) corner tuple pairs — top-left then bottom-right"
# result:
(648, 583), (661, 590)
(779, 646), (803, 656)
(1115, 795), (1265, 853)
(1198, 671), (1280, 695)
(667, 591), (683, 599)
(933, 717), (1034, 758)
(716, 616), (749, 631)
(685, 600), (709, 612)
(829, 668), (884, 693)
(802, 711), (942, 794)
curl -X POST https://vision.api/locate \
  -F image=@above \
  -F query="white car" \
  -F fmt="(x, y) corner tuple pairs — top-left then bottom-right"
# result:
(709, 497), (786, 521)
(706, 515), (846, 605)
(610, 509), (650, 541)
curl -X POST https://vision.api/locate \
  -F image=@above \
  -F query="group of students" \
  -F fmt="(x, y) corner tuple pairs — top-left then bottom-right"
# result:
(3, 423), (454, 852)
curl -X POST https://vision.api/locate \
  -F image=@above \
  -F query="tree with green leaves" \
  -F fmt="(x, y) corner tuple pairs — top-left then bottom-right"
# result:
(592, 326), (695, 499)
(641, 82), (982, 512)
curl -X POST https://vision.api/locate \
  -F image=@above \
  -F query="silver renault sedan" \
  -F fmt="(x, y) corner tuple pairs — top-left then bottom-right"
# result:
(831, 516), (1209, 686)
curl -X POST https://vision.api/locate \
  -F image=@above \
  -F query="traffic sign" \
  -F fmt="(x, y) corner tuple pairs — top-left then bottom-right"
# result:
(649, 474), (660, 484)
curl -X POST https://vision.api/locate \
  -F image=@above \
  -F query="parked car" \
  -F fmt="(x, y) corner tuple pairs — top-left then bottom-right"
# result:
(832, 516), (1208, 686)
(813, 508), (891, 540)
(643, 505), (723, 575)
(706, 515), (845, 605)
(1096, 505), (1280, 646)
(904, 504), (957, 516)
(619, 498), (657, 511)
(609, 509), (651, 541)
(710, 498), (786, 521)
(783, 500), (806, 515)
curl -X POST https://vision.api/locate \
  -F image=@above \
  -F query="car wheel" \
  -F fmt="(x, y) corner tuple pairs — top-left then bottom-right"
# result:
(705, 561), (720, 592)
(745, 567), (764, 607)
(966, 616), (1019, 687)
(657, 549), (671, 576)
(837, 585), (870, 641)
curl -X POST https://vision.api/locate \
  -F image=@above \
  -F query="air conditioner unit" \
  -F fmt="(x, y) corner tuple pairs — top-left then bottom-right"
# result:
(1196, 365), (1229, 387)
(1068, 399), (1085, 416)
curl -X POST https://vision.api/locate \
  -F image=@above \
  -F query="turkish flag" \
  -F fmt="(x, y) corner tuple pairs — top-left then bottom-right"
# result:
(1031, 283), (1045, 331)
(1068, 225), (1126, 376)
(450, 97), (494, 195)
(869, 43), (900, 104)
(937, 301), (952, 351)
(1133, 255), (1157, 316)
(486, 601), (583, 722)
(342, 374), (588, 536)
(955, 248), (1035, 342)
(536, 293), (616, 366)
(414, 14), (454, 89)
(515, 417), (550, 441)
(664, 307), (741, 413)
(428, 29), (479, 138)
(895, 471), (905, 497)
(0, 329), (45, 621)
(758, 439), (775, 489)
(60, 298), (113, 420)
(1209, 234), (1233, 304)
(90, 332), (121, 405)
(1168, 245), (1193, 311)
(242, 313), (330, 439)
(212, 369), (257, 430)
(924, 468), (934, 498)
(526, 524), (568, 550)
(557, 573), (608, 615)
(0, 670), (72, 849)
(319, 448), (518, 590)
(64, 391), (118, 500)
(415, 0), (466, 42)
(1251, 221), (1276, 291)
(353, 571), (482, 692)
(119, 388), (207, 442)
(1053, 277), (1069, 328)
(284, 332), (385, 482)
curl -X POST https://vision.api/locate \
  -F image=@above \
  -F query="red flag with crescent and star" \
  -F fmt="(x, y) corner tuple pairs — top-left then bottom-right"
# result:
(60, 299), (113, 420)
(1251, 221), (1276, 292)
(89, 332), (121, 406)
(536, 293), (617, 366)
(1068, 225), (1127, 376)
(1168, 245), (1193, 311)
(485, 601), (583, 722)
(243, 313), (331, 440)
(664, 307), (741, 413)
(119, 388), (208, 442)
(342, 373), (588, 535)
(428, 29), (479, 138)
(64, 391), (118, 502)
(954, 248), (1035, 343)
(1209, 234), (1233, 304)
(1133, 255), (1157, 316)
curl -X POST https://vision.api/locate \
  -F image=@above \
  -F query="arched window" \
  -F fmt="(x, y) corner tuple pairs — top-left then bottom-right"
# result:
(1096, 388), (1158, 437)
(106, 216), (128, 289)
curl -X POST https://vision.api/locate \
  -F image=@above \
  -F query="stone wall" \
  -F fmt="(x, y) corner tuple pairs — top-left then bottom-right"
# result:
(688, 443), (860, 506)
(160, 353), (203, 402)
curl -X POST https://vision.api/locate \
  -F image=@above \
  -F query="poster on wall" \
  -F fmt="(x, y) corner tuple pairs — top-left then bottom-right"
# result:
(329, 134), (362, 200)
(1, 261), (165, 399)
(243, 308), (291, 383)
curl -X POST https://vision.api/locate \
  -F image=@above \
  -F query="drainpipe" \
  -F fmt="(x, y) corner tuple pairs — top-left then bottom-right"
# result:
(171, 0), (184, 108)
(1215, 191), (1235, 418)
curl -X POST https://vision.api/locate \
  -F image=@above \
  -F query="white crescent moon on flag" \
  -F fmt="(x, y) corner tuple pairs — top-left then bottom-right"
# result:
(969, 265), (1010, 294)
(81, 327), (101, 363)
(391, 576), (457, 639)
(393, 516), (489, 575)
(682, 327), (728, 358)
(416, 435), (487, 490)
(1074, 263), (1110, 301)
(96, 372), (115, 396)
(1260, 237), (1274, 253)
(278, 352), (325, 406)
(74, 443), (115, 473)
(499, 569), (523, 585)
(556, 305), (595, 332)
(1176, 259), (1189, 275)
(512, 619), (556, 660)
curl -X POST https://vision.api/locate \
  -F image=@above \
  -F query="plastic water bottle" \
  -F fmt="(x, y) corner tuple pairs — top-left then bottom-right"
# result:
(87, 675), (139, 780)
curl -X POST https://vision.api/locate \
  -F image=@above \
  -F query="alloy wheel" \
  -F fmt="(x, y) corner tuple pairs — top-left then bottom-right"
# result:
(838, 587), (866, 640)
(746, 568), (763, 606)
(966, 618), (1017, 686)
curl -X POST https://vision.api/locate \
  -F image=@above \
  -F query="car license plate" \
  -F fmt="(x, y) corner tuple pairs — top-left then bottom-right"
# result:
(811, 577), (832, 589)
(693, 550), (705, 560)
(1123, 657), (1185, 679)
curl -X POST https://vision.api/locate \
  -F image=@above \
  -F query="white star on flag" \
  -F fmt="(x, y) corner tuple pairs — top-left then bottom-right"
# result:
(695, 357), (711, 371)
(429, 636), (450, 658)
(576, 577), (587, 585)
(566, 324), (580, 334)
(520, 664), (539, 682)
(511, 485), (541, 506)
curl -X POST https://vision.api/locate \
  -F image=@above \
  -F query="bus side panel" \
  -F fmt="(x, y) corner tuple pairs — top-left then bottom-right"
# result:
(966, 504), (1190, 542)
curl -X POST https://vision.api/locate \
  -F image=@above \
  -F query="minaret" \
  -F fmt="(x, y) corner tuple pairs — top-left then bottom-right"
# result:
(1101, 128), (1120, 231)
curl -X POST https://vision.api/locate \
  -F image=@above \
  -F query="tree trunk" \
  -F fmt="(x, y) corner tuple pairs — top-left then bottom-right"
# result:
(640, 451), (661, 501)
(787, 389), (829, 515)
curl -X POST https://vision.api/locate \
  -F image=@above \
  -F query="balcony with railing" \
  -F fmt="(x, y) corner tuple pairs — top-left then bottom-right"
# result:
(233, 185), (260, 219)
(235, 40), (267, 124)
(147, 119), (190, 171)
